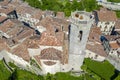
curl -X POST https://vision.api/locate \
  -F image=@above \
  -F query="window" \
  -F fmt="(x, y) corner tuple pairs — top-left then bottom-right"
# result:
(55, 28), (59, 32)
(111, 51), (113, 54)
(110, 26), (113, 31)
(104, 26), (107, 32)
(72, 68), (74, 70)
(78, 31), (83, 41)
(104, 26), (107, 29)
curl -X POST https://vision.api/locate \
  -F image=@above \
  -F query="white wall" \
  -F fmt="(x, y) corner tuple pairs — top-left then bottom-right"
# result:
(109, 48), (120, 57)
(41, 60), (61, 74)
(28, 48), (41, 57)
(18, 13), (39, 27)
(36, 26), (46, 33)
(0, 50), (43, 75)
(98, 1), (120, 10)
(97, 21), (115, 35)
(0, 50), (31, 68)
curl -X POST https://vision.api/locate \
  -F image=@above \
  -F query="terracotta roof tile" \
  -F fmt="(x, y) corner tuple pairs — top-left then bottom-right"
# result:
(31, 10), (44, 20)
(36, 16), (69, 32)
(88, 27), (102, 43)
(11, 43), (30, 61)
(105, 35), (120, 41)
(0, 7), (14, 15)
(97, 8), (117, 21)
(0, 0), (9, 6)
(0, 39), (10, 51)
(110, 41), (120, 49)
(56, 12), (65, 19)
(86, 43), (107, 57)
(115, 19), (120, 30)
(0, 16), (7, 23)
(0, 19), (15, 32)
(14, 28), (34, 41)
(39, 31), (64, 46)
(23, 38), (39, 49)
(40, 48), (63, 63)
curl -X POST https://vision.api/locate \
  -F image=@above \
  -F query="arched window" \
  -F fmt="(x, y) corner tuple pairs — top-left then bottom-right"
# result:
(78, 31), (83, 41)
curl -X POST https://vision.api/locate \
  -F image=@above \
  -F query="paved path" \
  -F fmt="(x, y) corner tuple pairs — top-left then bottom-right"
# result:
(97, 1), (120, 10)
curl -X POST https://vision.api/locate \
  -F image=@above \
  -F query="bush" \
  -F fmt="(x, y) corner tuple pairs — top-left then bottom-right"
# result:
(10, 69), (44, 80)
(24, 0), (100, 17)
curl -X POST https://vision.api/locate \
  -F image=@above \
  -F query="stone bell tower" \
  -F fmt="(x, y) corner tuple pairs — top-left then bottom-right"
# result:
(68, 11), (94, 71)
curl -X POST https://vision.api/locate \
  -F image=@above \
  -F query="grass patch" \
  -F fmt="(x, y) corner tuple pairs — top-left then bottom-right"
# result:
(82, 58), (115, 80)
(54, 72), (83, 80)
(115, 74), (120, 80)
(0, 60), (11, 80)
(30, 58), (41, 69)
(8, 62), (18, 69)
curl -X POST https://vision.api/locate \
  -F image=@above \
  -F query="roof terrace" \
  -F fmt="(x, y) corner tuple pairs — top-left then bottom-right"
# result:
(70, 11), (94, 25)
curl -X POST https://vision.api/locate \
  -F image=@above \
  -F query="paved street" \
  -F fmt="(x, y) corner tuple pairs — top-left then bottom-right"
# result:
(98, 1), (120, 10)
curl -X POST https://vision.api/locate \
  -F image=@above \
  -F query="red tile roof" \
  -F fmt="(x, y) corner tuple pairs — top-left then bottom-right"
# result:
(105, 35), (120, 41)
(39, 31), (64, 46)
(43, 61), (56, 66)
(88, 27), (102, 43)
(56, 12), (65, 19)
(0, 16), (7, 22)
(0, 7), (14, 14)
(0, 39), (10, 51)
(115, 19), (120, 30)
(11, 43), (30, 61)
(97, 8), (117, 21)
(86, 43), (107, 57)
(110, 41), (120, 49)
(0, 19), (15, 32)
(40, 48), (63, 63)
